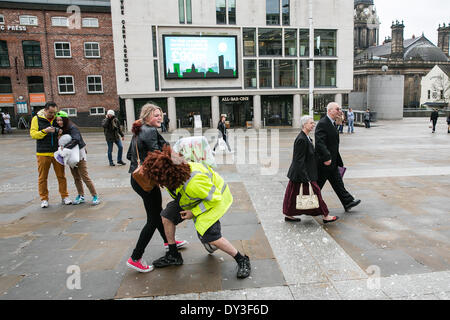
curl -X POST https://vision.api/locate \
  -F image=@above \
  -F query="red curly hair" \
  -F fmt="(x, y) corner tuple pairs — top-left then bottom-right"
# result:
(142, 145), (191, 190)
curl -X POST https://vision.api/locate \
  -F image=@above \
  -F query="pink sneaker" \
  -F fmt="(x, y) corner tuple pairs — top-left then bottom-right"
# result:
(126, 258), (154, 273)
(164, 240), (188, 250)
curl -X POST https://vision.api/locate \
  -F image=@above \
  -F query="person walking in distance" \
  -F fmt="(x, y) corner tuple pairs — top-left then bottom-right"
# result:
(347, 107), (355, 134)
(55, 111), (100, 205)
(3, 111), (12, 133)
(148, 146), (251, 279)
(213, 115), (232, 152)
(102, 110), (126, 166)
(315, 102), (361, 213)
(30, 102), (72, 208)
(125, 104), (187, 272)
(430, 108), (439, 133)
(283, 116), (339, 224)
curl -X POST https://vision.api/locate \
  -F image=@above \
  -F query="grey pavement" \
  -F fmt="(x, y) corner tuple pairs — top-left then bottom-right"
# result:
(0, 117), (449, 300)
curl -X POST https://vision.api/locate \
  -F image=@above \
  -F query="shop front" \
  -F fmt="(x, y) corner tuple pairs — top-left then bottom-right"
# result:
(219, 95), (253, 128)
(176, 97), (211, 128)
(261, 95), (293, 126)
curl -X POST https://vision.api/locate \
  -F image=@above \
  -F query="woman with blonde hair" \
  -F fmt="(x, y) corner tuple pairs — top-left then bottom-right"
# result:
(125, 103), (187, 272)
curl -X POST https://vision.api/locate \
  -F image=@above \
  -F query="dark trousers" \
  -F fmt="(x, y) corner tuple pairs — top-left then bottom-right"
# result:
(317, 165), (354, 208)
(107, 139), (123, 164)
(130, 176), (167, 260)
(364, 120), (370, 128)
(431, 119), (437, 132)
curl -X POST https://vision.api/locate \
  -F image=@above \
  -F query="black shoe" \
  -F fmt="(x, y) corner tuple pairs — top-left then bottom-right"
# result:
(284, 216), (301, 222)
(236, 255), (251, 279)
(117, 160), (126, 165)
(344, 199), (361, 212)
(109, 162), (115, 166)
(153, 252), (183, 268)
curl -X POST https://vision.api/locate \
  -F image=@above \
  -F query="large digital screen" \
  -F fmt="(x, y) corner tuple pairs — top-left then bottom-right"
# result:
(163, 35), (238, 79)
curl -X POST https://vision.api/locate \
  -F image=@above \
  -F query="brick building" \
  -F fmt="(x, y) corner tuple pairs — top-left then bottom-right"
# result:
(0, 0), (118, 127)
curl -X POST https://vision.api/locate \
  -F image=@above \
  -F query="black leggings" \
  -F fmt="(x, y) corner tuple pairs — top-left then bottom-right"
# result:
(130, 175), (167, 260)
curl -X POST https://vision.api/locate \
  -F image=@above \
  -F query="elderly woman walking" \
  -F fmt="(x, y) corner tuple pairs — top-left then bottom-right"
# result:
(283, 116), (338, 224)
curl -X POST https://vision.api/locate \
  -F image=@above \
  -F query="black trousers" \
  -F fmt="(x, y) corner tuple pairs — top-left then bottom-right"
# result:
(130, 175), (167, 260)
(317, 165), (354, 208)
(432, 119), (437, 132)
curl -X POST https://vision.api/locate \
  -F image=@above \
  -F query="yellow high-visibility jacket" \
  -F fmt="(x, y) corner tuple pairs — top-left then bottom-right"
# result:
(167, 162), (233, 236)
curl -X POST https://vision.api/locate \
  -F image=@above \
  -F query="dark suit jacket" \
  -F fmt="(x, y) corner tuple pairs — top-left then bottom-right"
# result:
(430, 111), (439, 121)
(314, 116), (344, 168)
(287, 131), (318, 183)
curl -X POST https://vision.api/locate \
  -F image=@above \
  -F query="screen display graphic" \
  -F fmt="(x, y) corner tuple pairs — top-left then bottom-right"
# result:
(163, 35), (238, 79)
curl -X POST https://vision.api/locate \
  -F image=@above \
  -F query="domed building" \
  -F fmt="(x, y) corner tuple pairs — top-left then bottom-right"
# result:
(353, 19), (450, 110)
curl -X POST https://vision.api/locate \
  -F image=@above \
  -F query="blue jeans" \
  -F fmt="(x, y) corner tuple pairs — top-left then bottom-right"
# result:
(107, 139), (123, 164)
(347, 119), (354, 133)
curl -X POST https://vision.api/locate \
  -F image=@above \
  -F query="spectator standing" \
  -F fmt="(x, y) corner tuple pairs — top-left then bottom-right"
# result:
(347, 108), (355, 134)
(364, 108), (371, 128)
(0, 111), (5, 134)
(102, 110), (126, 166)
(430, 108), (439, 133)
(3, 111), (12, 133)
(30, 102), (71, 208)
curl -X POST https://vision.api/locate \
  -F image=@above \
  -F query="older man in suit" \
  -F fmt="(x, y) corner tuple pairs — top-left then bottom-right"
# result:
(315, 102), (361, 212)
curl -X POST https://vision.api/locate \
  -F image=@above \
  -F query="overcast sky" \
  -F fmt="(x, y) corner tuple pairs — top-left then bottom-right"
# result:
(374, 0), (449, 45)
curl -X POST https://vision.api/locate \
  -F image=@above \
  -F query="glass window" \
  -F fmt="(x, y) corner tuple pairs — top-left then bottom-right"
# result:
(58, 76), (74, 94)
(244, 60), (257, 89)
(259, 60), (272, 88)
(300, 60), (309, 87)
(314, 30), (336, 56)
(87, 75), (103, 93)
(61, 108), (77, 117)
(284, 29), (297, 56)
(0, 41), (10, 67)
(154, 60), (159, 91)
(90, 107), (105, 115)
(52, 17), (68, 27)
(152, 26), (157, 57)
(228, 0), (236, 24)
(84, 42), (100, 58)
(0, 76), (12, 93)
(186, 0), (192, 24)
(28, 76), (44, 93)
(259, 28), (282, 56)
(274, 60), (296, 87)
(23, 41), (42, 68)
(82, 18), (99, 28)
(262, 95), (293, 126)
(266, 0), (280, 25)
(314, 60), (336, 87)
(216, 0), (226, 24)
(282, 0), (289, 25)
(178, 0), (185, 23)
(54, 42), (71, 58)
(243, 28), (256, 56)
(19, 15), (38, 26)
(0, 15), (4, 24)
(299, 29), (309, 56)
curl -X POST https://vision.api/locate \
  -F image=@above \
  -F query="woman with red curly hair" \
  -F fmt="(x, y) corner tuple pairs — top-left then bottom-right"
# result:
(125, 103), (187, 273)
(145, 145), (251, 279)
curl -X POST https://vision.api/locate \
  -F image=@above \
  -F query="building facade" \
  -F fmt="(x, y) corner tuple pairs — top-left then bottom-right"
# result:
(112, 0), (354, 131)
(0, 0), (118, 127)
(420, 64), (450, 108)
(353, 0), (380, 57)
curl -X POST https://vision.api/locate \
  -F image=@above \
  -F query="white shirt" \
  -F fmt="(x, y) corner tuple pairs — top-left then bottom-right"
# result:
(3, 113), (10, 124)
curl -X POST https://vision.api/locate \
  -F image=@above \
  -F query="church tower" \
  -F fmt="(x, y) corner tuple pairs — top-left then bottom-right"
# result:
(354, 0), (380, 56)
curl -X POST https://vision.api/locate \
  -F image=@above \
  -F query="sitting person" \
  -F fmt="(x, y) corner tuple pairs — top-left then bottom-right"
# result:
(142, 145), (251, 279)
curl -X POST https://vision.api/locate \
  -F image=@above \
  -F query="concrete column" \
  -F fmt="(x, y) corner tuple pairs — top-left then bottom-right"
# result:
(125, 98), (135, 132)
(211, 96), (220, 129)
(293, 94), (301, 128)
(335, 93), (343, 107)
(167, 97), (176, 132)
(253, 95), (261, 129)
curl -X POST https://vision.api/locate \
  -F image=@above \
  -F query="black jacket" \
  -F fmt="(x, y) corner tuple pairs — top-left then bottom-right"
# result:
(217, 121), (227, 137)
(430, 111), (439, 121)
(102, 117), (124, 142)
(126, 125), (169, 173)
(287, 131), (318, 183)
(63, 124), (86, 150)
(314, 116), (344, 168)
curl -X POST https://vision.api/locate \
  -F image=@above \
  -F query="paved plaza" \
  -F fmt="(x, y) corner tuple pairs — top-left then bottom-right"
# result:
(0, 117), (449, 300)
